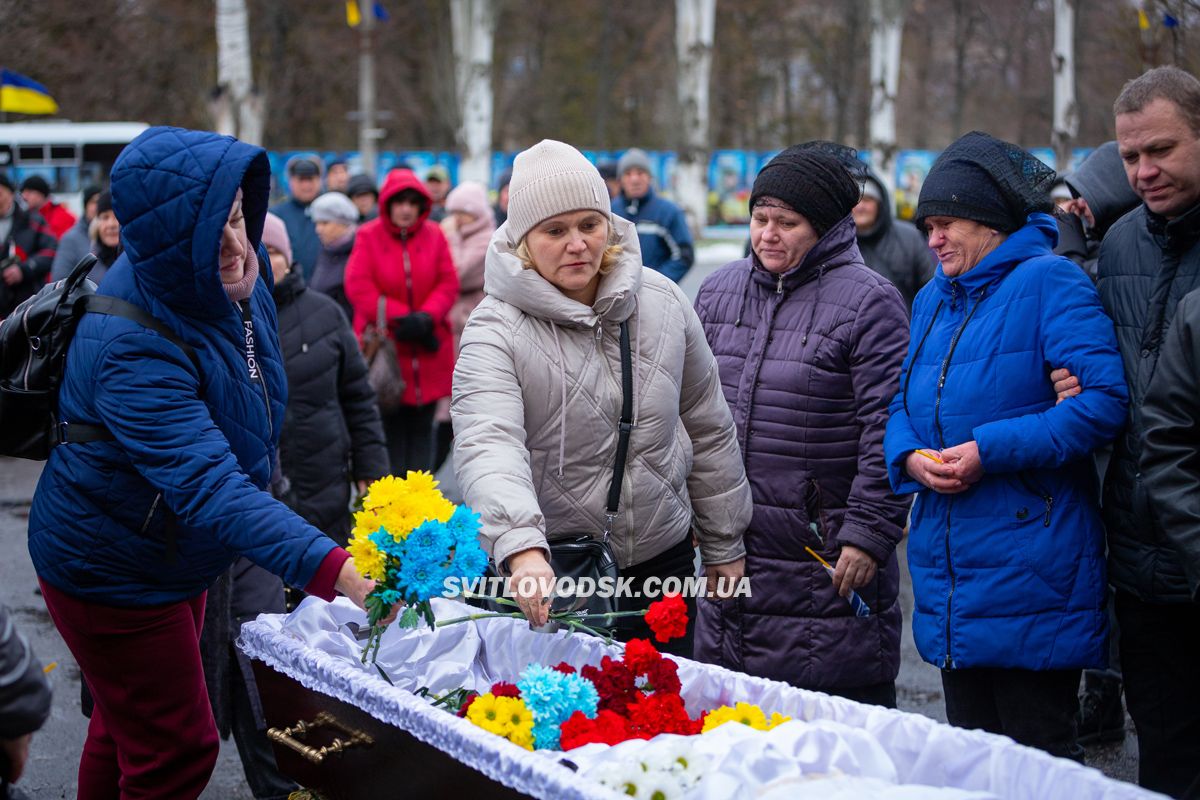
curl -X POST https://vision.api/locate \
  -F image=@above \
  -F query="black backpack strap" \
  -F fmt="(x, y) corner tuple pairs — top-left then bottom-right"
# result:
(602, 320), (634, 541)
(81, 295), (202, 373)
(57, 296), (203, 447)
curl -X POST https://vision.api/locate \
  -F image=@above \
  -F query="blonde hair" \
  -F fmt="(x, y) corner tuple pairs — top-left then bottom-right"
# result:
(515, 221), (624, 276)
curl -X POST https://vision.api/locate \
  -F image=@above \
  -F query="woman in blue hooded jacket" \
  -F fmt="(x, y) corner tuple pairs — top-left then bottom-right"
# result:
(26, 127), (377, 799)
(883, 132), (1128, 760)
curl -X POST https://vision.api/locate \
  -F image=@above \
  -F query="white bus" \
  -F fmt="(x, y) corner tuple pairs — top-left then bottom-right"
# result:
(0, 121), (148, 214)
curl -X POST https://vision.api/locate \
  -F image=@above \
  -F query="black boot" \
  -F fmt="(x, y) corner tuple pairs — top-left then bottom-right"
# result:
(1077, 670), (1125, 745)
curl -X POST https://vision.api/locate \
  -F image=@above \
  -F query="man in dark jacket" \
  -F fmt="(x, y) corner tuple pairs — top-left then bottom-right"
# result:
(19, 175), (75, 240)
(1060, 66), (1200, 798)
(1054, 142), (1142, 281)
(854, 168), (936, 308)
(0, 604), (51, 797)
(611, 149), (694, 283)
(269, 155), (323, 281)
(0, 173), (57, 318)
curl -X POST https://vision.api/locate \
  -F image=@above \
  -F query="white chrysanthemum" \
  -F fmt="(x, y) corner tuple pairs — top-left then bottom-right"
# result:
(597, 763), (644, 796)
(637, 771), (687, 800)
(669, 749), (709, 785)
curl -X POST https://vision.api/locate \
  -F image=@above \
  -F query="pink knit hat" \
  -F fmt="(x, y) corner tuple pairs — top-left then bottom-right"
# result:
(261, 212), (292, 266)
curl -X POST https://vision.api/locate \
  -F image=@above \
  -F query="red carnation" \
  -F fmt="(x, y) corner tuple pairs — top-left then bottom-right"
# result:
(582, 657), (639, 715)
(490, 681), (520, 698)
(627, 693), (700, 738)
(457, 691), (479, 717)
(552, 662), (577, 674)
(643, 657), (681, 695)
(560, 709), (633, 749)
(622, 638), (663, 676)
(645, 593), (689, 643)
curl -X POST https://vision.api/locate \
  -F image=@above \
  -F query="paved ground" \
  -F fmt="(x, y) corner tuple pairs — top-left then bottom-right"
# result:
(0, 241), (1138, 796)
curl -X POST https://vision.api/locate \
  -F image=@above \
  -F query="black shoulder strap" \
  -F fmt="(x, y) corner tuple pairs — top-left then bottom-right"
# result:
(602, 320), (634, 539)
(81, 295), (202, 373)
(57, 296), (203, 446)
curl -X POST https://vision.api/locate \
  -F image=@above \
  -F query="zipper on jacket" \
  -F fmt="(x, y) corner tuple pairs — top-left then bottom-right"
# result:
(21, 307), (36, 390)
(944, 496), (955, 669)
(237, 301), (273, 433)
(776, 273), (784, 295)
(1017, 473), (1055, 527)
(933, 284), (988, 448)
(400, 232), (422, 405)
(139, 493), (162, 535)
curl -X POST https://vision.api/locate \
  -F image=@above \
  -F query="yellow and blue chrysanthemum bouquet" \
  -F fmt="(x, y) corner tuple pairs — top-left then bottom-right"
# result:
(346, 471), (488, 664)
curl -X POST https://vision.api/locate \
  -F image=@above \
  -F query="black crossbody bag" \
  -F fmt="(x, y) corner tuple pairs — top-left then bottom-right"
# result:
(478, 320), (632, 619)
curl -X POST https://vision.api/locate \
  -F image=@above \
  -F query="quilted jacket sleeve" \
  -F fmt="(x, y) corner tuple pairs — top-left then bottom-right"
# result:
(673, 282), (750, 565)
(884, 318), (930, 496)
(91, 329), (339, 590)
(1141, 290), (1200, 601)
(973, 258), (1128, 472)
(837, 282), (911, 563)
(451, 305), (548, 573)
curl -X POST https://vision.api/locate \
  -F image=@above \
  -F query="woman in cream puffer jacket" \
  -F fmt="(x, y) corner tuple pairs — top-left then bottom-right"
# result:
(451, 140), (751, 654)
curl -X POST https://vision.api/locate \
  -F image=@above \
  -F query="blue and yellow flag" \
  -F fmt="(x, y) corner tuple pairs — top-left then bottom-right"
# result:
(0, 69), (58, 115)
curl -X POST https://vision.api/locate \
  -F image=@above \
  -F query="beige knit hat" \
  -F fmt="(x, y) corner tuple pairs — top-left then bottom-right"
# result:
(505, 139), (612, 243)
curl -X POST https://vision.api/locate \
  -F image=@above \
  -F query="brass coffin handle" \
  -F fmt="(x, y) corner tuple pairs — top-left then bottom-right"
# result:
(267, 711), (375, 764)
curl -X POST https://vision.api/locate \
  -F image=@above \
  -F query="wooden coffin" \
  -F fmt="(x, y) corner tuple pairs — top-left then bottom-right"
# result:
(252, 659), (536, 800)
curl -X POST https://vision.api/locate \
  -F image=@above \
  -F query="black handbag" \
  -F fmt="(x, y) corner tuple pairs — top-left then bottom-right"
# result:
(478, 320), (633, 622)
(362, 296), (405, 412)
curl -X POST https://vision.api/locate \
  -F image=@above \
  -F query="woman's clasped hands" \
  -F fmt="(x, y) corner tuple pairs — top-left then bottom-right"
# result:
(905, 440), (984, 494)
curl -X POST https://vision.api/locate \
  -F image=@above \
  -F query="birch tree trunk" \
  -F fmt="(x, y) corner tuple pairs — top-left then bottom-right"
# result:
(675, 0), (716, 232)
(450, 0), (497, 186)
(868, 0), (905, 201)
(1052, 0), (1078, 171)
(213, 0), (263, 145)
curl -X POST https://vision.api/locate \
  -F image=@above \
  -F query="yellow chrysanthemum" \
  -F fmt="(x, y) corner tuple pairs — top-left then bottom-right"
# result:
(507, 723), (535, 751)
(356, 473), (456, 542)
(346, 535), (386, 581)
(498, 696), (533, 732)
(702, 702), (770, 733)
(767, 712), (792, 729)
(466, 693), (509, 735)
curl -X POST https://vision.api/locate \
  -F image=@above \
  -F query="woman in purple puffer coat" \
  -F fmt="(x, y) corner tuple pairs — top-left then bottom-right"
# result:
(693, 144), (911, 706)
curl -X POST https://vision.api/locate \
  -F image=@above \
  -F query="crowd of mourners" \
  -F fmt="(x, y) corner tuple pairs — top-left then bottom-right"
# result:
(2, 64), (1199, 800)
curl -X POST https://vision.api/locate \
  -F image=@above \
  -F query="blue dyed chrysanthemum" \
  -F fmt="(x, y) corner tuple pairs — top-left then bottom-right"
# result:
(517, 664), (599, 750)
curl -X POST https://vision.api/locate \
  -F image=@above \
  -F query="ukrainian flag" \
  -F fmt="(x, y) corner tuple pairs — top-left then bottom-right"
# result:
(0, 69), (59, 115)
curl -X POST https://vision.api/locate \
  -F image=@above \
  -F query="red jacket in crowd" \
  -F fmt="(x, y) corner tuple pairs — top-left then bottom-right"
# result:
(344, 168), (459, 407)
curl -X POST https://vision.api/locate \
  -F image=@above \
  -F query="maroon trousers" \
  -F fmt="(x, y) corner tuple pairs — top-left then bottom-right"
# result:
(39, 580), (219, 800)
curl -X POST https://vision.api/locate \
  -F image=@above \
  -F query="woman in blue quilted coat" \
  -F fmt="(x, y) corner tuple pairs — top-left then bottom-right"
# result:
(884, 132), (1128, 759)
(26, 127), (378, 799)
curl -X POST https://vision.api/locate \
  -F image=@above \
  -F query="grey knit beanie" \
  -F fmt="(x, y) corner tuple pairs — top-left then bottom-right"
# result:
(617, 148), (652, 177)
(506, 139), (612, 243)
(310, 191), (359, 225)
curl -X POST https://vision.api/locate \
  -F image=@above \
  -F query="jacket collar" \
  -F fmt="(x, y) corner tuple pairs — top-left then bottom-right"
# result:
(622, 186), (656, 215)
(272, 267), (305, 306)
(933, 212), (1058, 299)
(484, 215), (643, 328)
(1146, 201), (1200, 251)
(750, 213), (859, 292)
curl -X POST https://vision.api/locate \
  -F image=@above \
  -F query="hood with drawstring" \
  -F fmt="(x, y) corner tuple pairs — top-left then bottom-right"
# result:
(29, 126), (344, 606)
(691, 212), (911, 689)
(451, 214), (752, 572)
